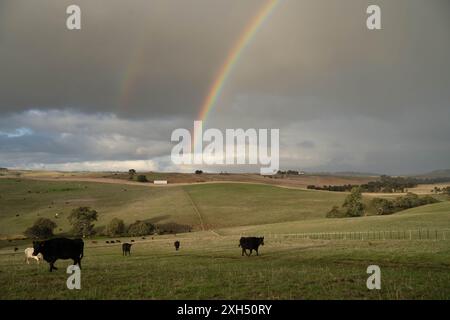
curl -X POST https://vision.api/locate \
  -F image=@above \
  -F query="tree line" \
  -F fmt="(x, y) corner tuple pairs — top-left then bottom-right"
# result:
(308, 175), (450, 193)
(24, 206), (191, 239)
(326, 187), (439, 218)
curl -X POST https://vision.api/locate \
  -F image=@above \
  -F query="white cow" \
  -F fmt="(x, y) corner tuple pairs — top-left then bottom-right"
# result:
(24, 247), (43, 264)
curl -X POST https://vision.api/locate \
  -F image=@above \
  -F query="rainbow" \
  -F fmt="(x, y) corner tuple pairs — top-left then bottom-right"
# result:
(198, 0), (281, 121)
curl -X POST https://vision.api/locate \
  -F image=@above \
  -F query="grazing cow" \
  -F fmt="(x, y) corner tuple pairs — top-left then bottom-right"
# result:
(130, 239), (135, 242)
(239, 237), (264, 256)
(106, 241), (109, 244)
(174, 241), (180, 251)
(14, 247), (19, 252)
(122, 243), (132, 256)
(116, 240), (121, 243)
(32, 238), (84, 272)
(24, 247), (43, 264)
(110, 240), (115, 244)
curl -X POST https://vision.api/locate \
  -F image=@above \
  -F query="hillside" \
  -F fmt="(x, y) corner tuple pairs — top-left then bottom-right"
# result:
(0, 177), (447, 237)
(218, 201), (450, 236)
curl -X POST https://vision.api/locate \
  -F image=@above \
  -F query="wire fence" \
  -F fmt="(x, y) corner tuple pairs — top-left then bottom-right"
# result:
(260, 229), (450, 241)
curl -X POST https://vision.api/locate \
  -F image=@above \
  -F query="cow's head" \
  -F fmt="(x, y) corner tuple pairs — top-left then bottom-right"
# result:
(259, 237), (265, 246)
(32, 241), (45, 256)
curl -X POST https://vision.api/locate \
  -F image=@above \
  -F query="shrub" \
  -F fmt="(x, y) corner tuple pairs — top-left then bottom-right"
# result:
(137, 175), (148, 182)
(371, 198), (396, 215)
(24, 218), (57, 239)
(106, 218), (125, 237)
(128, 220), (155, 236)
(326, 206), (345, 218)
(156, 222), (192, 234)
(419, 195), (438, 205)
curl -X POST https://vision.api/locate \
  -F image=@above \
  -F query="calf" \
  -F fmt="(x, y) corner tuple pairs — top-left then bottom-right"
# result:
(24, 247), (43, 264)
(122, 243), (132, 256)
(239, 237), (264, 256)
(174, 240), (180, 251)
(33, 238), (84, 272)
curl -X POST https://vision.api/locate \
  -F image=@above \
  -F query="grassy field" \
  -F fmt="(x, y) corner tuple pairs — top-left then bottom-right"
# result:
(219, 201), (450, 236)
(0, 179), (349, 235)
(0, 234), (449, 299)
(0, 177), (449, 300)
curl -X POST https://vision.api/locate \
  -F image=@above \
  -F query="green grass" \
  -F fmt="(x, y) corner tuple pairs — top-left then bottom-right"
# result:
(0, 179), (198, 235)
(0, 235), (448, 299)
(0, 179), (348, 235)
(183, 183), (346, 229)
(0, 178), (449, 300)
(218, 201), (450, 236)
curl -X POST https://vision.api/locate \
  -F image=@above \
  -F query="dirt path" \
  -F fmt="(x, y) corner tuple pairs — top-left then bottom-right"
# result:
(181, 187), (206, 231)
(18, 176), (312, 191)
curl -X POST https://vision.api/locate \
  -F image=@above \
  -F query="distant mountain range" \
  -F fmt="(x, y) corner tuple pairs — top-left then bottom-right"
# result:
(413, 169), (450, 179)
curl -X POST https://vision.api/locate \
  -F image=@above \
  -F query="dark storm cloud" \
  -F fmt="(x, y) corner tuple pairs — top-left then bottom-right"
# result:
(0, 0), (262, 118)
(0, 0), (449, 174)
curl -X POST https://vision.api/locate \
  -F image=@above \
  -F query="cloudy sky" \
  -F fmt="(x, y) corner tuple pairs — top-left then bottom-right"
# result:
(0, 0), (449, 174)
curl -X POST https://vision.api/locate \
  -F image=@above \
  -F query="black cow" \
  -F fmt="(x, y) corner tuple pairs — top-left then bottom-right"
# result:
(239, 237), (264, 256)
(174, 240), (180, 251)
(32, 238), (84, 272)
(122, 243), (132, 256)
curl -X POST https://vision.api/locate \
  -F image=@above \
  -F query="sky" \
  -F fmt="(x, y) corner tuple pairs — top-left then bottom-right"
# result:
(0, 0), (449, 174)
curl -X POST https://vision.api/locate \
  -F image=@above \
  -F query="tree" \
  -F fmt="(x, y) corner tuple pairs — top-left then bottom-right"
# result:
(68, 207), (98, 237)
(128, 220), (155, 236)
(343, 187), (365, 217)
(24, 218), (57, 239)
(128, 169), (136, 180)
(106, 218), (125, 237)
(394, 192), (421, 210)
(195, 170), (203, 175)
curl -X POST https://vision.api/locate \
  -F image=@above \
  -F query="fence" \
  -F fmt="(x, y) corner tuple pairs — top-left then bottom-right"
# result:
(261, 229), (450, 241)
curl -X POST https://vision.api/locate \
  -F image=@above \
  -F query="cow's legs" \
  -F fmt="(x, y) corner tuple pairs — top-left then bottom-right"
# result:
(26, 257), (29, 264)
(49, 259), (58, 272)
(256, 249), (259, 256)
(73, 258), (82, 269)
(249, 249), (253, 256)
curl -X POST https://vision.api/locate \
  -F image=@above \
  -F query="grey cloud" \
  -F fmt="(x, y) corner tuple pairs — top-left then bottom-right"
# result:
(0, 0), (449, 174)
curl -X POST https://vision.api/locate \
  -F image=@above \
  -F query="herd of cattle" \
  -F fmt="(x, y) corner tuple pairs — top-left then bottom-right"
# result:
(23, 236), (265, 272)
